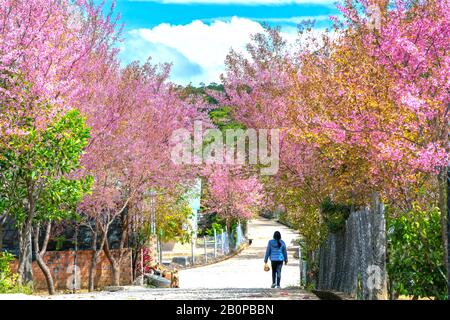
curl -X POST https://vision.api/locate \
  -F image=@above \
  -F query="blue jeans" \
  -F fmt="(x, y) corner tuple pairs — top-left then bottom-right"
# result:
(271, 261), (283, 286)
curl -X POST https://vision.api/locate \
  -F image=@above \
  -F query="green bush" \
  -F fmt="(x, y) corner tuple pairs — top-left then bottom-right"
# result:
(0, 252), (33, 294)
(387, 205), (447, 300)
(198, 213), (225, 237)
(277, 210), (291, 226)
(204, 222), (224, 237)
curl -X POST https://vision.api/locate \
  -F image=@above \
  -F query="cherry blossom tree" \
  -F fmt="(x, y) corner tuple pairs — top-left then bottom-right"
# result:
(76, 59), (207, 289)
(220, 1), (449, 286)
(0, 0), (120, 286)
(333, 0), (450, 297)
(205, 166), (264, 228)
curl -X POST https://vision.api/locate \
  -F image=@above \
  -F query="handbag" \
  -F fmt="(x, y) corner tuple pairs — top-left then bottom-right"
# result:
(264, 263), (270, 272)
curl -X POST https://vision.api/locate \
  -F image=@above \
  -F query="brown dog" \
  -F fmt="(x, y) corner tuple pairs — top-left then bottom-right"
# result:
(161, 268), (179, 288)
(170, 270), (179, 288)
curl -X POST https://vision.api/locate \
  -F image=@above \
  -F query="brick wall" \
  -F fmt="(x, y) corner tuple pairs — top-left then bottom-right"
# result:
(11, 249), (132, 291)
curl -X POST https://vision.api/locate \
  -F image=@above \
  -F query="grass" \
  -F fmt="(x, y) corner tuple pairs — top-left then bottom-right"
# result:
(0, 283), (34, 295)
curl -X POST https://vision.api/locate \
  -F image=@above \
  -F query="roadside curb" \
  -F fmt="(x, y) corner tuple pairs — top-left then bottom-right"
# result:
(312, 290), (354, 300)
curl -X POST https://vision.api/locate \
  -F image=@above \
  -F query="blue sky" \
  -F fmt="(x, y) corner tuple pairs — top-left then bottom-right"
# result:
(107, 0), (340, 85)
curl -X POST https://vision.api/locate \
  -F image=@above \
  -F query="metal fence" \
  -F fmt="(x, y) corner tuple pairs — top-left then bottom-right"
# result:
(189, 222), (246, 265)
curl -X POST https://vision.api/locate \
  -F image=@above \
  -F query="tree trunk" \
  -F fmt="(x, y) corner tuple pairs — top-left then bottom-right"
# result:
(104, 212), (129, 286)
(18, 183), (37, 287)
(89, 225), (108, 292)
(88, 249), (99, 292)
(306, 250), (314, 287)
(104, 240), (121, 286)
(88, 224), (98, 292)
(34, 222), (55, 295)
(132, 248), (138, 281)
(18, 220), (33, 287)
(112, 262), (120, 286)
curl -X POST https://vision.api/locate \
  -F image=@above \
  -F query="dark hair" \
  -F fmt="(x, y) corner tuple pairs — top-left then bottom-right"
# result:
(273, 231), (281, 248)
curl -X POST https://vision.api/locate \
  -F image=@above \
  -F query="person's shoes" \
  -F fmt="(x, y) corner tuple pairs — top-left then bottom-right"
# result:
(276, 286), (281, 289)
(271, 284), (276, 288)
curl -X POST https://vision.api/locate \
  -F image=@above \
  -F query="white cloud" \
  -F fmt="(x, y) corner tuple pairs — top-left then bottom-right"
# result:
(119, 33), (204, 82)
(120, 17), (329, 85)
(121, 17), (263, 85)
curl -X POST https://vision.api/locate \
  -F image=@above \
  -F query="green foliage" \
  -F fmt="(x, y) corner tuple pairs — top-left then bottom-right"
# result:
(289, 206), (327, 287)
(199, 213), (226, 237)
(320, 198), (351, 233)
(180, 82), (245, 132)
(291, 207), (328, 255)
(0, 252), (32, 294)
(156, 194), (193, 244)
(387, 205), (447, 300)
(278, 210), (294, 228)
(179, 82), (224, 105)
(53, 235), (66, 251)
(204, 222), (223, 237)
(208, 106), (246, 131)
(355, 273), (364, 300)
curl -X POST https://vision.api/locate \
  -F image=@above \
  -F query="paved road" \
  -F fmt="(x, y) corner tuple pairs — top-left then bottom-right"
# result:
(10, 287), (316, 300)
(2, 217), (317, 300)
(179, 217), (301, 289)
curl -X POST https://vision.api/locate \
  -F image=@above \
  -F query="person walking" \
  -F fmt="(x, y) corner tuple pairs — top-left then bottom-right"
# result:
(264, 231), (288, 288)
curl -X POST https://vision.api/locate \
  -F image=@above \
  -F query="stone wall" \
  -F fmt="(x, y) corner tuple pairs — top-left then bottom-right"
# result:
(317, 195), (388, 300)
(10, 249), (132, 291)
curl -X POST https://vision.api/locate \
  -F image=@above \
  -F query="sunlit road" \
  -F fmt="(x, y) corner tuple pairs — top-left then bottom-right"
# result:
(179, 217), (301, 289)
(2, 218), (318, 300)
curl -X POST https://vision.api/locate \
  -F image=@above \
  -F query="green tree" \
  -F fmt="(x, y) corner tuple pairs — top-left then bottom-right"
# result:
(0, 109), (92, 293)
(156, 193), (193, 244)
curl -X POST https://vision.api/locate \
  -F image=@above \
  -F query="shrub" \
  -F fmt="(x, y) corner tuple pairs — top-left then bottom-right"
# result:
(320, 198), (351, 233)
(204, 222), (224, 237)
(387, 205), (447, 300)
